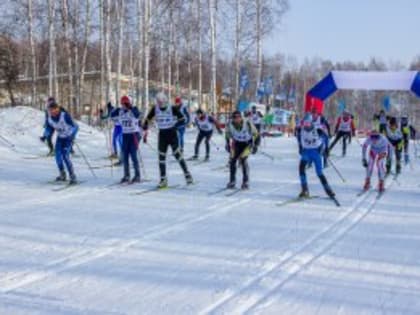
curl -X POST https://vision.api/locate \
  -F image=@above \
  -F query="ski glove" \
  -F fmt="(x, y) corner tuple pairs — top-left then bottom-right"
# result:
(252, 145), (258, 154)
(40, 136), (46, 142)
(362, 158), (368, 168)
(225, 142), (231, 153)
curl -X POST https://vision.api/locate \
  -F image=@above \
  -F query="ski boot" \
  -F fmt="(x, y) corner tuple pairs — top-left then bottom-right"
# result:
(120, 175), (130, 184)
(190, 155), (198, 161)
(378, 180), (385, 193)
(241, 181), (249, 190)
(226, 181), (236, 189)
(298, 189), (310, 199)
(363, 177), (371, 191)
(185, 173), (194, 185)
(113, 160), (123, 166)
(396, 163), (401, 174)
(131, 174), (141, 184)
(325, 188), (336, 198)
(109, 153), (119, 159)
(69, 173), (77, 185)
(158, 177), (168, 189)
(55, 170), (66, 182)
(204, 155), (210, 162)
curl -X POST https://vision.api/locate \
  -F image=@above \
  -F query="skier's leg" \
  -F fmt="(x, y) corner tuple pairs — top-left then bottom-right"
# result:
(229, 143), (242, 185)
(205, 131), (212, 158)
(194, 132), (204, 157)
(313, 150), (334, 196)
(342, 132), (348, 156)
(171, 130), (190, 176)
(329, 132), (342, 152)
(47, 134), (54, 153)
(62, 138), (75, 179)
(158, 132), (169, 180)
(54, 138), (65, 173)
(112, 126), (118, 155)
(122, 134), (130, 179)
(130, 133), (140, 178)
(177, 126), (185, 152)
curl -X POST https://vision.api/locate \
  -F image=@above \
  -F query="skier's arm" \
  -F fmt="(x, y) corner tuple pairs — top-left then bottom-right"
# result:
(209, 116), (223, 133)
(249, 121), (259, 144)
(183, 107), (191, 125)
(351, 120), (356, 136)
(322, 117), (331, 137)
(142, 107), (156, 130)
(172, 107), (186, 128)
(64, 112), (79, 139)
(131, 106), (140, 119)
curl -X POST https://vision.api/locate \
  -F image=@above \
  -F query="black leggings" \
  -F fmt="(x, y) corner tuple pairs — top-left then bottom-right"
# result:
(195, 131), (213, 157)
(158, 128), (189, 179)
(329, 131), (351, 156)
(229, 142), (250, 183)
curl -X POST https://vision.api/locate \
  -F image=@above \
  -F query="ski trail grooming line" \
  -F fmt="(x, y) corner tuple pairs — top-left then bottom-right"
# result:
(0, 198), (251, 293)
(199, 178), (396, 315)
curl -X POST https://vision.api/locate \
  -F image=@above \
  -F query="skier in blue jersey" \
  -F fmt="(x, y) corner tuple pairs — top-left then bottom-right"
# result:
(43, 99), (79, 184)
(110, 96), (142, 184)
(106, 102), (123, 162)
(174, 96), (190, 153)
(297, 113), (335, 199)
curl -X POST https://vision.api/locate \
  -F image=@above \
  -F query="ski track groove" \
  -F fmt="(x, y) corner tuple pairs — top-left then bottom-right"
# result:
(199, 178), (397, 315)
(0, 196), (251, 294)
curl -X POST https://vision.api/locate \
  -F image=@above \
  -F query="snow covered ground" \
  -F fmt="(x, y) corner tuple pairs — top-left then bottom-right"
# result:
(0, 106), (420, 315)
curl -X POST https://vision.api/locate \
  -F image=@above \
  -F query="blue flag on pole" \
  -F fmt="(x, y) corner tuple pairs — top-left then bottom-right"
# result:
(239, 67), (249, 95)
(383, 96), (391, 112)
(338, 99), (346, 114)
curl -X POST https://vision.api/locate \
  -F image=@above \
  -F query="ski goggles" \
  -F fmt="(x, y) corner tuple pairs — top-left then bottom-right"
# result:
(370, 134), (380, 140)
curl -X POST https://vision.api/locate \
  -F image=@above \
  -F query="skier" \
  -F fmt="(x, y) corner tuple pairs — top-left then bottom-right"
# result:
(111, 96), (142, 183)
(329, 110), (356, 157)
(378, 110), (388, 134)
(39, 97), (56, 156)
(311, 107), (331, 167)
(174, 96), (190, 153)
(225, 110), (258, 190)
(43, 99), (79, 184)
(142, 92), (193, 188)
(249, 105), (264, 146)
(297, 114), (335, 199)
(385, 117), (403, 175)
(400, 115), (416, 164)
(107, 102), (123, 163)
(191, 108), (222, 161)
(362, 130), (393, 193)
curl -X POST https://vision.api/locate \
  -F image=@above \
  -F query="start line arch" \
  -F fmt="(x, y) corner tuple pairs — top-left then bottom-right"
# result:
(305, 71), (420, 113)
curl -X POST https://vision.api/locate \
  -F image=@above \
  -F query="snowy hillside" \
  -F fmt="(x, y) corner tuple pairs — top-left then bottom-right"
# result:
(0, 106), (420, 315)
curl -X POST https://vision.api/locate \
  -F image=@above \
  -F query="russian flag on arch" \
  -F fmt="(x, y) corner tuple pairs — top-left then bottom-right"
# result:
(305, 71), (420, 114)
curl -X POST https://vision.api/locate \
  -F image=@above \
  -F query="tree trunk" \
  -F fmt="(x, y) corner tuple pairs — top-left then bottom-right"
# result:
(197, 0), (202, 106)
(78, 0), (91, 113)
(47, 0), (55, 97)
(168, 3), (173, 100)
(187, 0), (193, 105)
(136, 0), (143, 108)
(99, 0), (104, 105)
(27, 0), (37, 107)
(255, 0), (262, 95)
(234, 0), (242, 105)
(115, 0), (125, 104)
(143, 0), (152, 110)
(61, 0), (74, 113)
(208, 0), (217, 113)
(72, 0), (80, 115)
(104, 0), (112, 103)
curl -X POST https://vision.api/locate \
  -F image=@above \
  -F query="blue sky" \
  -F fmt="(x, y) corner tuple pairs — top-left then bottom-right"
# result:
(265, 0), (419, 65)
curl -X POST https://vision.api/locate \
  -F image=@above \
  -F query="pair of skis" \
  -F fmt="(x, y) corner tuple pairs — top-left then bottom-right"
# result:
(276, 194), (341, 207)
(47, 180), (86, 191)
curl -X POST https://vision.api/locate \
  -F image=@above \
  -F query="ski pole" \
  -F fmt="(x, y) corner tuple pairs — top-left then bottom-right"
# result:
(0, 134), (15, 148)
(74, 142), (97, 179)
(260, 150), (276, 161)
(210, 138), (221, 151)
(328, 157), (346, 183)
(137, 149), (148, 180)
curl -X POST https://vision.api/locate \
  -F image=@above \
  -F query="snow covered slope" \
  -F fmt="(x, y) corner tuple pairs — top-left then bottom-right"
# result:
(0, 106), (420, 315)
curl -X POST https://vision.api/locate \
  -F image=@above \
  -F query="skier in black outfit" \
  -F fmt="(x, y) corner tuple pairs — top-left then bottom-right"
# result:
(142, 92), (193, 188)
(225, 110), (259, 190)
(191, 108), (222, 161)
